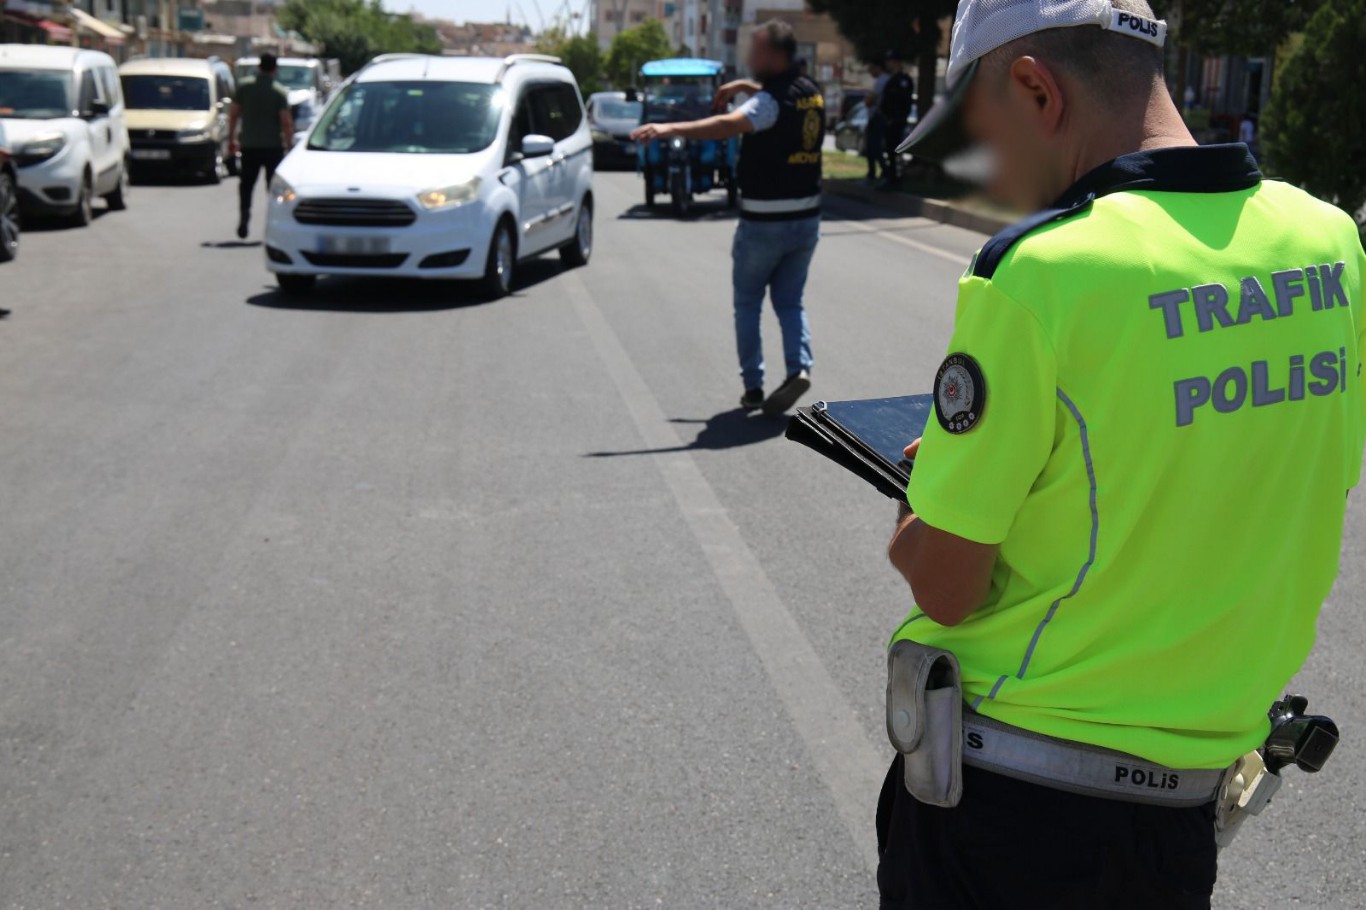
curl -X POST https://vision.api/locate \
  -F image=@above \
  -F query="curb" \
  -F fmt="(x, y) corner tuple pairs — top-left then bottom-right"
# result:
(822, 178), (1014, 237)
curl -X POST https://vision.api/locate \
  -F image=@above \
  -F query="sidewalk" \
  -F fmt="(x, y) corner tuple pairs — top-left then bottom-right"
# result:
(822, 178), (1017, 237)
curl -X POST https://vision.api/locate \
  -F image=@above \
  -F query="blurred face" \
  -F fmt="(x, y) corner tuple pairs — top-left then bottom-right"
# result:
(747, 33), (787, 79)
(961, 57), (1070, 211)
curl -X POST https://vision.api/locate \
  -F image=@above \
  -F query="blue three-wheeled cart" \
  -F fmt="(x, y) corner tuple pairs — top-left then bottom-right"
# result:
(635, 58), (740, 216)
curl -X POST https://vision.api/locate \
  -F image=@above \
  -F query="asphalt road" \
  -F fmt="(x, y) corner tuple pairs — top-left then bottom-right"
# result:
(0, 171), (1362, 909)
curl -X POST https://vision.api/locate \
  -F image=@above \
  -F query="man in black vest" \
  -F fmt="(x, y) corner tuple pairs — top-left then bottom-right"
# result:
(631, 20), (822, 416)
(879, 50), (916, 187)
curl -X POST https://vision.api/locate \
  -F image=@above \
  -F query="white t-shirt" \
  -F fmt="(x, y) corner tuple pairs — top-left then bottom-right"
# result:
(737, 92), (779, 133)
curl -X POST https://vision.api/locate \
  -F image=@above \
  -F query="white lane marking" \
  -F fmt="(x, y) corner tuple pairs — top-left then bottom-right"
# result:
(564, 270), (886, 874)
(825, 216), (971, 265)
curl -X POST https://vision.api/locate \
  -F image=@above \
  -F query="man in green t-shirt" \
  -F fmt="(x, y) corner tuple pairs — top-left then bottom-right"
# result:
(228, 53), (293, 239)
(877, 0), (1365, 906)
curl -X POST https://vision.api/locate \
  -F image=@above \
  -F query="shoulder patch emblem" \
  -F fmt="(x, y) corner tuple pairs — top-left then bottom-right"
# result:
(934, 353), (986, 434)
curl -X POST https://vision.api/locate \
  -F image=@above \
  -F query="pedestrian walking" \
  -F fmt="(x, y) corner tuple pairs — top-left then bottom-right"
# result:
(228, 53), (293, 240)
(880, 0), (1365, 907)
(878, 50), (915, 188)
(632, 20), (822, 416)
(864, 62), (888, 183)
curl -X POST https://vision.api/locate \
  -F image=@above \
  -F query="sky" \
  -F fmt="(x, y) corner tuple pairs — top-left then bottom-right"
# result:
(380, 0), (581, 31)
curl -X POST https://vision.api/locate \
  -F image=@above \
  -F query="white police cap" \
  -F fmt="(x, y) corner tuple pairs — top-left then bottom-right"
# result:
(898, 0), (1168, 161)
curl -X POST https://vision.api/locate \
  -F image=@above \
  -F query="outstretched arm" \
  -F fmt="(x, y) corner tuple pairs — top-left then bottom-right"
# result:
(631, 109), (754, 143)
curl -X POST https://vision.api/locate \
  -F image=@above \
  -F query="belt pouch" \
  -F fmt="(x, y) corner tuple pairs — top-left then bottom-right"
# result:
(886, 639), (964, 807)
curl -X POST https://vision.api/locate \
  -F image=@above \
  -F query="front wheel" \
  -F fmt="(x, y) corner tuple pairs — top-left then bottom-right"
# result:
(204, 150), (223, 185)
(477, 220), (515, 299)
(560, 199), (592, 268)
(68, 173), (93, 227)
(0, 170), (19, 263)
(105, 161), (130, 211)
(670, 171), (690, 217)
(277, 273), (316, 296)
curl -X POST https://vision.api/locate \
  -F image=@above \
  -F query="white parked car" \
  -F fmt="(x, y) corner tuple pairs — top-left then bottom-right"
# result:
(0, 45), (130, 226)
(263, 53), (594, 298)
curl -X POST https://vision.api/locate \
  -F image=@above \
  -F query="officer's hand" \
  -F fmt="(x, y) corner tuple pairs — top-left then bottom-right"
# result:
(630, 123), (673, 142)
(904, 437), (922, 460)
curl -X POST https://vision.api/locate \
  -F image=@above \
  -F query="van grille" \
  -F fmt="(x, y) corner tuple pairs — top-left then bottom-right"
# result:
(293, 198), (417, 227)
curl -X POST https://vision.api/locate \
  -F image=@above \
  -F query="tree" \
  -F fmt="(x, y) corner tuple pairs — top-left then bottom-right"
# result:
(1151, 0), (1323, 57)
(277, 0), (442, 75)
(807, 0), (955, 120)
(1261, 0), (1366, 222)
(603, 19), (675, 88)
(536, 27), (605, 94)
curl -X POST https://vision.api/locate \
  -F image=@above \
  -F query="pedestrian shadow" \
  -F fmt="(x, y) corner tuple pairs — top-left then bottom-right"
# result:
(202, 240), (262, 249)
(587, 407), (787, 457)
(243, 256), (571, 313)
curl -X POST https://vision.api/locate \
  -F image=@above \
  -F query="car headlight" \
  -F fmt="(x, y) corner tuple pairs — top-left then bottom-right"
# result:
(17, 131), (65, 164)
(269, 175), (296, 205)
(176, 128), (212, 143)
(591, 128), (610, 143)
(416, 177), (481, 210)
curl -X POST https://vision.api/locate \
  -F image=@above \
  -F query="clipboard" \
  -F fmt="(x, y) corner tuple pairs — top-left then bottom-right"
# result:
(785, 394), (935, 500)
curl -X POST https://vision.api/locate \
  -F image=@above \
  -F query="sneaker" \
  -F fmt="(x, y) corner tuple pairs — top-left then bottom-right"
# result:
(740, 388), (765, 411)
(762, 370), (811, 417)
(236, 216), (248, 240)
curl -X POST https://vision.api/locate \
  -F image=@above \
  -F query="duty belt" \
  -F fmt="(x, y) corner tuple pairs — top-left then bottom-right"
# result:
(962, 712), (1226, 807)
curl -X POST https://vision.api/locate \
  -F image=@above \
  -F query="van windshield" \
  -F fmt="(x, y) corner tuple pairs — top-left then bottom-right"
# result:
(0, 70), (73, 119)
(121, 75), (211, 111)
(308, 81), (501, 154)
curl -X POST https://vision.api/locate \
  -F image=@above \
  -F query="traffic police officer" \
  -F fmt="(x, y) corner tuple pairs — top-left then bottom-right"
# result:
(631, 20), (823, 417)
(882, 0), (1365, 907)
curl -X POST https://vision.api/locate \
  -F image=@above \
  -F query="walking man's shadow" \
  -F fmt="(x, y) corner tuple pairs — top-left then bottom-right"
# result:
(588, 408), (787, 457)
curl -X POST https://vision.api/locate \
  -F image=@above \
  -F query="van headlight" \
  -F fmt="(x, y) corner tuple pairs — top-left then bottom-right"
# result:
(17, 131), (66, 164)
(177, 126), (212, 143)
(591, 128), (610, 143)
(416, 177), (481, 210)
(269, 175), (296, 204)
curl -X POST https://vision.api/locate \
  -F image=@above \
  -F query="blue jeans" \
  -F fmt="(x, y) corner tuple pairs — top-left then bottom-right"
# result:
(731, 215), (819, 391)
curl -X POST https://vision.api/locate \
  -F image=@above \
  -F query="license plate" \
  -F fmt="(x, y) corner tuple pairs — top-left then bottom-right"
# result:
(317, 235), (390, 255)
(131, 148), (171, 160)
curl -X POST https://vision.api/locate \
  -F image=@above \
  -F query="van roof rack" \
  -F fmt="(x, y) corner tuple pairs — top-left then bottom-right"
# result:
(495, 53), (561, 82)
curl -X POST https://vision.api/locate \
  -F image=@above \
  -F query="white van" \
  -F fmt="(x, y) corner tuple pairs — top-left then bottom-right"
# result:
(0, 45), (131, 225)
(264, 53), (594, 298)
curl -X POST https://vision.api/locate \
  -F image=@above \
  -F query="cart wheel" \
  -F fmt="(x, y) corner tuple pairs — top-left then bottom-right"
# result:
(670, 172), (689, 217)
(644, 174), (656, 208)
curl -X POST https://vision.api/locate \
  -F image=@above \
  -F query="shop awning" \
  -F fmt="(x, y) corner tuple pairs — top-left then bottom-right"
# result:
(2, 8), (74, 42)
(36, 17), (71, 40)
(68, 7), (125, 44)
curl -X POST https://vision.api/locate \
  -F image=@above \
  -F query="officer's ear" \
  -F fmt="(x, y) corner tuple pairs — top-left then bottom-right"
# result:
(1006, 55), (1065, 136)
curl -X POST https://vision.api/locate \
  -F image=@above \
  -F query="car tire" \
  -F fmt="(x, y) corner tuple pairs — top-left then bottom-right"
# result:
(226, 151), (239, 177)
(477, 220), (515, 299)
(559, 198), (592, 268)
(277, 273), (316, 296)
(68, 172), (94, 227)
(105, 160), (130, 211)
(643, 168), (656, 208)
(0, 169), (19, 263)
(205, 151), (223, 185)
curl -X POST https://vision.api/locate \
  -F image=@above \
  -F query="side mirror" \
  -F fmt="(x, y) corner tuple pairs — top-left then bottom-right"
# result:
(520, 134), (554, 158)
(86, 99), (110, 118)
